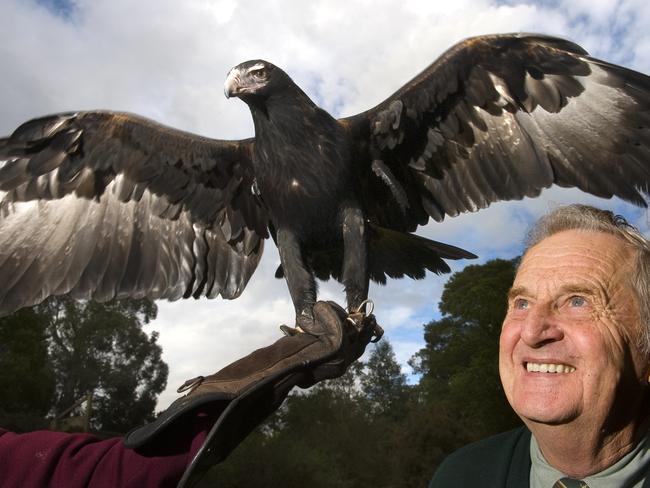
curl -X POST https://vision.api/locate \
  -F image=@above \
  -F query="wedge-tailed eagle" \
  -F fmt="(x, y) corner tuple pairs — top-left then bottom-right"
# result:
(1, 33), (649, 332)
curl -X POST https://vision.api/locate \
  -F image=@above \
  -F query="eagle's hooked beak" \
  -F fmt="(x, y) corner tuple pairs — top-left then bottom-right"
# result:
(224, 68), (241, 99)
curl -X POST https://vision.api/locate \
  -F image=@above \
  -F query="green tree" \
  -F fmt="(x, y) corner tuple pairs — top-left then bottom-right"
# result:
(44, 296), (168, 433)
(0, 307), (55, 431)
(360, 340), (408, 418)
(411, 258), (521, 439)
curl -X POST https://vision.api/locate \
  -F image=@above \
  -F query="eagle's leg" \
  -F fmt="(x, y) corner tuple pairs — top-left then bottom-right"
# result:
(341, 207), (384, 341)
(277, 227), (318, 333)
(341, 206), (369, 315)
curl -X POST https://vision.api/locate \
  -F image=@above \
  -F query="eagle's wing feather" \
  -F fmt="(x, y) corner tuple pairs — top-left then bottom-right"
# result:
(0, 111), (267, 315)
(344, 33), (650, 231)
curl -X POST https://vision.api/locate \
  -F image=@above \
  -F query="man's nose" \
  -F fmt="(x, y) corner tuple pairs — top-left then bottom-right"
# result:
(520, 306), (564, 347)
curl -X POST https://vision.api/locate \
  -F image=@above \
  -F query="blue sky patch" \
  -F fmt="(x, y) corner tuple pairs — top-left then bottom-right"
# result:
(36, 0), (75, 19)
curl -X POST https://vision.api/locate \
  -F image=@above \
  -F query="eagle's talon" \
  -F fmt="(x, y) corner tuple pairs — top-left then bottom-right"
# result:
(370, 322), (384, 343)
(346, 300), (383, 342)
(279, 324), (305, 337)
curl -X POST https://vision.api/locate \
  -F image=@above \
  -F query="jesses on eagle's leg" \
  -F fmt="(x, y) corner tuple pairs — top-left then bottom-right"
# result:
(276, 227), (318, 333)
(341, 206), (370, 318)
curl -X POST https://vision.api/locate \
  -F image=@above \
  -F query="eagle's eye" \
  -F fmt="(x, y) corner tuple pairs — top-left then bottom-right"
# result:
(251, 67), (268, 79)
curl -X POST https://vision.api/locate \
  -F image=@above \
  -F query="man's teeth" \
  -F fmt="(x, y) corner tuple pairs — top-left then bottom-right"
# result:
(526, 362), (575, 373)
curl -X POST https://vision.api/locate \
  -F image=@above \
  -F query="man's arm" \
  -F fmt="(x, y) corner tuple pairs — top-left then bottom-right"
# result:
(0, 414), (211, 488)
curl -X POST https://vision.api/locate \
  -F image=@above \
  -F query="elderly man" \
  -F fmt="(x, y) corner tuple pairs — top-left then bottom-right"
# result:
(430, 204), (650, 487)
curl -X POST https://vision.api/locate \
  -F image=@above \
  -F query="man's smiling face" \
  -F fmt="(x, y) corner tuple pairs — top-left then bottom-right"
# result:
(499, 229), (648, 429)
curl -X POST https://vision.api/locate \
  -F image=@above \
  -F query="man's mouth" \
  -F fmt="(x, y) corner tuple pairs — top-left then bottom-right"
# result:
(525, 362), (576, 373)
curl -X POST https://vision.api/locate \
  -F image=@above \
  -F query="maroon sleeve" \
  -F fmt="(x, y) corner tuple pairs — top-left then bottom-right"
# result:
(0, 412), (215, 488)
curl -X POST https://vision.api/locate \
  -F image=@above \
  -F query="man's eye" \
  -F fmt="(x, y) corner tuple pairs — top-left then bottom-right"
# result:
(514, 298), (529, 310)
(569, 296), (587, 307)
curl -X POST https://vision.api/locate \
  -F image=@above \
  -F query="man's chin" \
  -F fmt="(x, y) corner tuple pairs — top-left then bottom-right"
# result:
(512, 397), (579, 427)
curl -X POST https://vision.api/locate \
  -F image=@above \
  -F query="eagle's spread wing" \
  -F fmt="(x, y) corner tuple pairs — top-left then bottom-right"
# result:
(344, 33), (650, 231)
(0, 111), (267, 315)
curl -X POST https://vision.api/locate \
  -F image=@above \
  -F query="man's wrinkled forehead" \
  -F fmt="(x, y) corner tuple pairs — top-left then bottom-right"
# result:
(522, 229), (634, 263)
(515, 229), (636, 287)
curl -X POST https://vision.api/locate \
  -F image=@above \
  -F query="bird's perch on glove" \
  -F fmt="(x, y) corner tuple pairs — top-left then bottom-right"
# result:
(124, 301), (382, 488)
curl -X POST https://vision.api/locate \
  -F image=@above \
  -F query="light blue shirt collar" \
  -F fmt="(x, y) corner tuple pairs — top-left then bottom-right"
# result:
(529, 426), (650, 488)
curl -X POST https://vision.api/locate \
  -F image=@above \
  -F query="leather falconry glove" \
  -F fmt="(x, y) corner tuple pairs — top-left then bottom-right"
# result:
(123, 301), (382, 488)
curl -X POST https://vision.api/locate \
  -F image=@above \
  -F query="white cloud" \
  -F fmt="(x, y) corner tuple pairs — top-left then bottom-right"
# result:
(1, 0), (649, 409)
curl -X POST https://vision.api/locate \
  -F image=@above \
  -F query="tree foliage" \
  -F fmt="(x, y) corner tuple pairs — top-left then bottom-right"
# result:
(0, 307), (55, 431)
(45, 296), (168, 432)
(359, 340), (407, 418)
(1, 296), (168, 433)
(412, 258), (521, 438)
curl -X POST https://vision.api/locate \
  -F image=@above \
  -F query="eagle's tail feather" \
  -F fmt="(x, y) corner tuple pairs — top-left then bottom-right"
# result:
(273, 224), (476, 284)
(367, 224), (476, 284)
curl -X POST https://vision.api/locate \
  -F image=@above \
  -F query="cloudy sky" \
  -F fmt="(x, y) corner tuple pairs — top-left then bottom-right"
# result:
(1, 0), (649, 408)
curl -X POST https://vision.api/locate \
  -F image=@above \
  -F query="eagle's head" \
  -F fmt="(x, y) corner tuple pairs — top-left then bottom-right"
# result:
(224, 60), (290, 101)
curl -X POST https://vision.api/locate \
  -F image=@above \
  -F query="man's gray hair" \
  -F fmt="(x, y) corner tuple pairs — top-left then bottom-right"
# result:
(524, 204), (650, 355)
